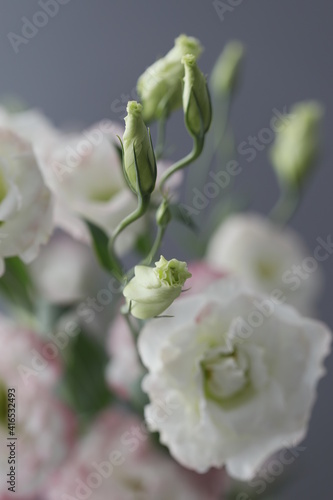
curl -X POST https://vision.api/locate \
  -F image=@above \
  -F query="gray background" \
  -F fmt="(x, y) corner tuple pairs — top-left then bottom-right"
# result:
(1, 1), (332, 498)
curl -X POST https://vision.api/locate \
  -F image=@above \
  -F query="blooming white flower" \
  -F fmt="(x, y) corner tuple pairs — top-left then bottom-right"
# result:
(0, 128), (53, 275)
(206, 213), (323, 315)
(46, 409), (225, 500)
(123, 256), (192, 319)
(138, 278), (331, 480)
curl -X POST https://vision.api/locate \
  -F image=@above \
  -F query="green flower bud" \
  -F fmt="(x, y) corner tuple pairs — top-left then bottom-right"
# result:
(123, 256), (191, 319)
(182, 54), (212, 139)
(210, 41), (245, 96)
(156, 199), (172, 227)
(137, 34), (203, 123)
(122, 101), (156, 196)
(270, 101), (323, 187)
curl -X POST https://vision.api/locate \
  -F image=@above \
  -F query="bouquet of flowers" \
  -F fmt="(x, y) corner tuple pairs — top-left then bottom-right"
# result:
(0, 34), (331, 499)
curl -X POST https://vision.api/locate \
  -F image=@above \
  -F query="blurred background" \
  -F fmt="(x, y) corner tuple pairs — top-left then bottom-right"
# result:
(1, 1), (332, 497)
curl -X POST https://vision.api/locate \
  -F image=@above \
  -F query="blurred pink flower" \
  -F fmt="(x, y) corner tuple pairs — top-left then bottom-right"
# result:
(46, 409), (225, 500)
(0, 317), (76, 498)
(186, 261), (227, 295)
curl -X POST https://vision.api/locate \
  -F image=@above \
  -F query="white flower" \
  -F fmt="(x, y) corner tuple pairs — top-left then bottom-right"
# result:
(30, 231), (104, 305)
(106, 314), (143, 399)
(39, 120), (181, 252)
(138, 278), (331, 481)
(0, 106), (60, 157)
(0, 128), (53, 275)
(206, 213), (323, 315)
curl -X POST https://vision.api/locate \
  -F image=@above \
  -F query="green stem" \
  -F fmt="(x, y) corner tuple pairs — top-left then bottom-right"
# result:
(122, 311), (140, 341)
(159, 136), (204, 192)
(269, 187), (301, 226)
(110, 195), (150, 253)
(141, 224), (166, 266)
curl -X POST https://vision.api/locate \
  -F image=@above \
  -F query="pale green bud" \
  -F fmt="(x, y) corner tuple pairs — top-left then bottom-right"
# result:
(210, 41), (245, 96)
(182, 54), (212, 139)
(156, 199), (171, 227)
(137, 34), (203, 123)
(122, 101), (156, 196)
(270, 101), (323, 187)
(123, 256), (191, 319)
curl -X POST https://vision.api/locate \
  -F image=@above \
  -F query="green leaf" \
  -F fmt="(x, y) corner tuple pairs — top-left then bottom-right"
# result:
(59, 329), (113, 423)
(135, 230), (153, 257)
(85, 219), (123, 282)
(0, 257), (35, 312)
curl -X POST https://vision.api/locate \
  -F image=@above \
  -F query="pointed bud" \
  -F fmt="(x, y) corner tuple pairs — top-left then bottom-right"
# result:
(137, 34), (203, 123)
(123, 256), (191, 319)
(182, 54), (212, 139)
(270, 101), (323, 187)
(156, 199), (172, 227)
(122, 101), (156, 196)
(210, 41), (245, 96)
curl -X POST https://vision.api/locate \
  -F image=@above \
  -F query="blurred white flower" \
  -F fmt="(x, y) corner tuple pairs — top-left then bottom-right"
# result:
(106, 314), (143, 399)
(0, 128), (53, 275)
(0, 106), (60, 158)
(206, 213), (323, 315)
(38, 120), (181, 253)
(138, 278), (331, 480)
(46, 409), (225, 500)
(30, 231), (103, 305)
(0, 316), (76, 498)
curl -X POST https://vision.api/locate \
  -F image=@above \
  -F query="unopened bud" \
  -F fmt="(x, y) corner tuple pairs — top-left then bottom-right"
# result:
(137, 34), (203, 123)
(182, 54), (212, 139)
(270, 101), (323, 187)
(122, 101), (156, 196)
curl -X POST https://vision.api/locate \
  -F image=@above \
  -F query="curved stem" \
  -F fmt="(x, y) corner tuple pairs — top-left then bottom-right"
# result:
(269, 187), (301, 226)
(141, 224), (166, 266)
(159, 136), (204, 193)
(110, 195), (150, 250)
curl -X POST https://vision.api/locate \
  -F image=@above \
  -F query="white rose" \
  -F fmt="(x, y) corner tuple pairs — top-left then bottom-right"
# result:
(206, 213), (323, 315)
(138, 278), (331, 480)
(0, 128), (53, 275)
